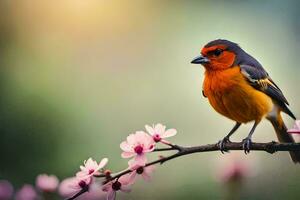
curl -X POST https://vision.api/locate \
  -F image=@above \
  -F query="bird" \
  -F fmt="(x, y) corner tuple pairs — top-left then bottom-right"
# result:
(191, 39), (300, 163)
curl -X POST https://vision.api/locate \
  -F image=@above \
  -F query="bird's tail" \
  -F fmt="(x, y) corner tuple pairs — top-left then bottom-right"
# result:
(268, 113), (300, 163)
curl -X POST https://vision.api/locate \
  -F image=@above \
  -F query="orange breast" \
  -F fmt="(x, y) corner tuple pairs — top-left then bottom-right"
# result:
(203, 66), (273, 123)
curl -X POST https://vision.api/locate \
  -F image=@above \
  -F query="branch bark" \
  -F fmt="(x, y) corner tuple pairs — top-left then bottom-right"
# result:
(67, 141), (300, 200)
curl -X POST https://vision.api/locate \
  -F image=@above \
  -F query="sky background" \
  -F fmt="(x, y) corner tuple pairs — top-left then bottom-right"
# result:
(1, 0), (300, 199)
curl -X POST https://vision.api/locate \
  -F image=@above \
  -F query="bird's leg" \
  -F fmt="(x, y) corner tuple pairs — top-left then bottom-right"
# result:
(218, 122), (241, 153)
(242, 121), (259, 154)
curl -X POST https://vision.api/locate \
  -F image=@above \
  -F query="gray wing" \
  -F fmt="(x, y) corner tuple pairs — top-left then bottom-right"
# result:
(240, 64), (295, 119)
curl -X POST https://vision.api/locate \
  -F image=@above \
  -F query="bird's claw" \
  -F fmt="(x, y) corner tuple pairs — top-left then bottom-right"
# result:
(242, 137), (252, 154)
(218, 137), (231, 154)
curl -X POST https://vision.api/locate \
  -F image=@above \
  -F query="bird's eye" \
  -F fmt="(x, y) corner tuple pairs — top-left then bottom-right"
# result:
(213, 49), (223, 56)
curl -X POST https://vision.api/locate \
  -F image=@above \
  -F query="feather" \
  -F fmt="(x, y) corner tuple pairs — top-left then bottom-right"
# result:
(240, 64), (295, 119)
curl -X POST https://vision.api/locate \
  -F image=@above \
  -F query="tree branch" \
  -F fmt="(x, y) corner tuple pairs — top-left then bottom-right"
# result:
(104, 141), (300, 182)
(67, 141), (300, 200)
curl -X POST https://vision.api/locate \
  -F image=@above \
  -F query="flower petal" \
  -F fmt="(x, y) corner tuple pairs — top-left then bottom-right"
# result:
(134, 155), (147, 166)
(119, 173), (133, 186)
(107, 190), (116, 200)
(141, 173), (151, 181)
(145, 125), (155, 135)
(58, 177), (79, 197)
(127, 172), (137, 185)
(144, 165), (156, 174)
(135, 131), (148, 141)
(76, 171), (85, 178)
(141, 165), (155, 181)
(127, 134), (136, 144)
(128, 156), (147, 168)
(102, 182), (112, 192)
(144, 144), (155, 152)
(288, 120), (300, 134)
(155, 124), (166, 135)
(120, 142), (132, 152)
(128, 162), (141, 171)
(99, 158), (109, 169)
(162, 129), (177, 138)
(121, 152), (135, 158)
(85, 158), (93, 165)
(120, 185), (131, 193)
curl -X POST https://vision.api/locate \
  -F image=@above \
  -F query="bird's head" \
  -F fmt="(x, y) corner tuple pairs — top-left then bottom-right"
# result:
(191, 39), (244, 70)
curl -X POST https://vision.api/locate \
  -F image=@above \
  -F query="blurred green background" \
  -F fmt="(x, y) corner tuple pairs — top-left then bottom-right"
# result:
(1, 0), (300, 199)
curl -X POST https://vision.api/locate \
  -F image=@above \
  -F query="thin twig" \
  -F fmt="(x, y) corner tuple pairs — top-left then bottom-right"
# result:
(66, 186), (88, 200)
(153, 147), (176, 152)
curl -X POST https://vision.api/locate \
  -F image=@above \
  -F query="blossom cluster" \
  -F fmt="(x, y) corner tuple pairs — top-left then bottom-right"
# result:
(0, 123), (177, 200)
(63, 123), (177, 200)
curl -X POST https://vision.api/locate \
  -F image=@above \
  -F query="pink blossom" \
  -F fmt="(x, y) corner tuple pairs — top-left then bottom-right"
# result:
(58, 177), (76, 197)
(0, 180), (13, 200)
(35, 174), (59, 192)
(145, 123), (177, 144)
(58, 177), (79, 197)
(59, 178), (106, 200)
(215, 153), (253, 183)
(288, 120), (300, 134)
(77, 183), (106, 200)
(76, 158), (108, 179)
(58, 177), (91, 198)
(102, 176), (131, 200)
(120, 131), (155, 167)
(15, 184), (37, 200)
(220, 162), (248, 183)
(127, 165), (155, 184)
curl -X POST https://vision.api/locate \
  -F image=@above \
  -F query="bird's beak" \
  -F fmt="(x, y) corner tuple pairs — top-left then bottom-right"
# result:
(191, 55), (210, 64)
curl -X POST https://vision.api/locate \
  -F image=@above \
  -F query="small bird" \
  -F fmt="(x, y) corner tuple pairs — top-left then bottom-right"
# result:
(191, 39), (300, 163)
